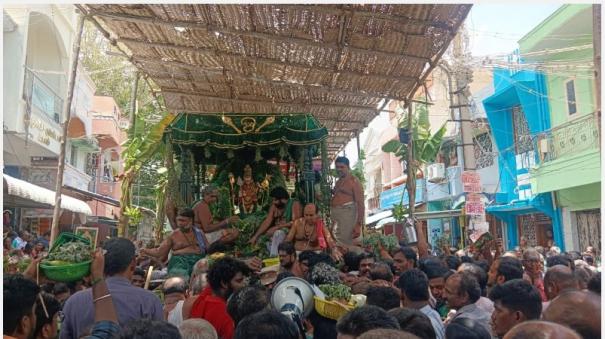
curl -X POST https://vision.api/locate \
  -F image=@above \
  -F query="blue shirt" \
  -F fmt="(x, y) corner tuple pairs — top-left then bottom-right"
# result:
(60, 276), (163, 339)
(82, 321), (120, 339)
(420, 304), (445, 339)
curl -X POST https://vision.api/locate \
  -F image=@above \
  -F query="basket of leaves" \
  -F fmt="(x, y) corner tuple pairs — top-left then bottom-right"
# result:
(40, 233), (92, 282)
(314, 283), (353, 320)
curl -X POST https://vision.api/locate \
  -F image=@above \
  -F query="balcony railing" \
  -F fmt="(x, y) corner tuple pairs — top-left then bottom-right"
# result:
(23, 68), (64, 124)
(536, 113), (600, 164)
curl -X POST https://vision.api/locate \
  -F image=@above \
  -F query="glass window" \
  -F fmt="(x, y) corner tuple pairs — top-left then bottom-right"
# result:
(70, 145), (78, 167)
(566, 80), (577, 115)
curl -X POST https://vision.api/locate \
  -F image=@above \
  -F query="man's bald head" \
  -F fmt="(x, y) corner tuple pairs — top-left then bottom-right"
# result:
(162, 276), (188, 296)
(503, 321), (581, 339)
(542, 290), (601, 339)
(523, 248), (540, 261)
(544, 265), (578, 300)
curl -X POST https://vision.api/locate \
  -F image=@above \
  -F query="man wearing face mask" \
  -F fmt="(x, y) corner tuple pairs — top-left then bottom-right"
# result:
(331, 156), (365, 249)
(141, 208), (209, 280)
(249, 186), (302, 256)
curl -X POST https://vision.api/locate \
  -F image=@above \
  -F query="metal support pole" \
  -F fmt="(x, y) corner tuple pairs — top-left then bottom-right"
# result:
(129, 71), (140, 137)
(594, 4), (601, 142)
(405, 101), (417, 220)
(355, 130), (361, 161)
(50, 12), (85, 246)
(451, 32), (476, 171)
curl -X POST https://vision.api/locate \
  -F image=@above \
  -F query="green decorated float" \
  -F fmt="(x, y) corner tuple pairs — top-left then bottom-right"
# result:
(162, 113), (333, 258)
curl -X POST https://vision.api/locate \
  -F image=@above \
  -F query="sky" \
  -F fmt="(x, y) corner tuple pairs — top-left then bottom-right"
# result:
(341, 3), (561, 167)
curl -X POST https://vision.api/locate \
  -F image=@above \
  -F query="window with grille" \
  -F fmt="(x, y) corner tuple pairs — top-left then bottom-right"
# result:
(473, 132), (494, 169)
(565, 80), (577, 115)
(512, 106), (533, 155)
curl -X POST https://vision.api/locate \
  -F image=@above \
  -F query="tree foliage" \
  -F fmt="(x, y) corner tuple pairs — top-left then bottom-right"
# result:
(381, 103), (446, 222)
(381, 103), (446, 169)
(80, 21), (163, 129)
(80, 21), (171, 235)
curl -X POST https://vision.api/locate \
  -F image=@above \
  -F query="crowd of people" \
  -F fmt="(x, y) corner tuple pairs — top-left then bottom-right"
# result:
(4, 224), (601, 339)
(3, 158), (602, 339)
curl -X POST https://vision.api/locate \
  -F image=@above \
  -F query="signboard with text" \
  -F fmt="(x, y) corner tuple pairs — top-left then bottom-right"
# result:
(465, 193), (485, 215)
(379, 179), (425, 210)
(461, 171), (482, 193)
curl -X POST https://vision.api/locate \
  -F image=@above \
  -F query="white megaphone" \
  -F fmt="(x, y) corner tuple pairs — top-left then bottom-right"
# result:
(271, 277), (315, 334)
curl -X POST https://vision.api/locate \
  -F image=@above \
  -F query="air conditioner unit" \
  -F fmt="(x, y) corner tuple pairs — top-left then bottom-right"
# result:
(427, 163), (446, 183)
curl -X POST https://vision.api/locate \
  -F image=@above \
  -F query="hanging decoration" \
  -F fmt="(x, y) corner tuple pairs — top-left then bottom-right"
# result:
(255, 147), (263, 162)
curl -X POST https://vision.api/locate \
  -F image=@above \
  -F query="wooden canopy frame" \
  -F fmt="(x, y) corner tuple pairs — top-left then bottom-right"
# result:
(79, 4), (471, 158)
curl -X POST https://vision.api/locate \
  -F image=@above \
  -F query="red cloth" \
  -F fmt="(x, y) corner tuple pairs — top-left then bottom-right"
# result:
(316, 219), (327, 249)
(190, 287), (234, 339)
(525, 270), (548, 302)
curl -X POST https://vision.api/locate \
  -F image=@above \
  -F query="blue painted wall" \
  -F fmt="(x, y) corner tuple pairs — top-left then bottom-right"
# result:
(482, 68), (564, 250)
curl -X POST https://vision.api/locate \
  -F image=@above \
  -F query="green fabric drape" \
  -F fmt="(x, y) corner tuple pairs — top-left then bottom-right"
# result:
(166, 113), (328, 149)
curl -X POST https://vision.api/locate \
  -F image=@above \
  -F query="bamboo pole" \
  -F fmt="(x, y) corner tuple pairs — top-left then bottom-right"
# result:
(405, 101), (416, 221)
(50, 11), (85, 246)
(129, 71), (140, 137)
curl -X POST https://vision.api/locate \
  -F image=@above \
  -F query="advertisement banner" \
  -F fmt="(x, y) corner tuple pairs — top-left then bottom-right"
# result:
(461, 171), (482, 193)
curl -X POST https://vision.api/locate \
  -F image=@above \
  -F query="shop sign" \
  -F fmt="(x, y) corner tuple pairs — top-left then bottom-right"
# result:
(379, 179), (425, 210)
(461, 171), (482, 193)
(465, 193), (485, 215)
(22, 208), (54, 218)
(26, 115), (62, 154)
(27, 168), (56, 189)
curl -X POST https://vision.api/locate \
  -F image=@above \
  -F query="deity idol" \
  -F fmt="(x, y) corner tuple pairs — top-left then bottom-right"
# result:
(238, 165), (258, 214)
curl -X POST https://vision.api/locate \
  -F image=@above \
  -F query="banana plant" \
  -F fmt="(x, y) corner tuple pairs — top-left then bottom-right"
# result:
(381, 103), (447, 222)
(118, 113), (177, 236)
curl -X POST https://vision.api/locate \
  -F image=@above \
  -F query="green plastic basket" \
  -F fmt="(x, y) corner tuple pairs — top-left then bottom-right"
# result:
(40, 260), (91, 282)
(40, 232), (92, 282)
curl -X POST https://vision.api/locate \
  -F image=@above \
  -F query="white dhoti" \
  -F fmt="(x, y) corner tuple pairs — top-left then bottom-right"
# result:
(268, 229), (287, 257)
(205, 230), (223, 244)
(331, 203), (357, 246)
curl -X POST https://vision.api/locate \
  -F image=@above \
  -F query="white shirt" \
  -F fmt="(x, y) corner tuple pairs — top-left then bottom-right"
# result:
(167, 300), (184, 327)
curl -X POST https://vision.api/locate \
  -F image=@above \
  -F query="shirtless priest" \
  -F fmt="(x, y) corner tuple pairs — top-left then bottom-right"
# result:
(331, 156), (364, 249)
(285, 203), (342, 261)
(192, 185), (240, 246)
(141, 208), (208, 279)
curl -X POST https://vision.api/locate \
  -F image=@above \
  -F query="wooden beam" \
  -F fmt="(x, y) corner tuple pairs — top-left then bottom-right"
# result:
(284, 4), (456, 31)
(136, 59), (411, 102)
(51, 13), (85, 245)
(90, 10), (431, 64)
(118, 37), (421, 84)
(162, 89), (380, 112)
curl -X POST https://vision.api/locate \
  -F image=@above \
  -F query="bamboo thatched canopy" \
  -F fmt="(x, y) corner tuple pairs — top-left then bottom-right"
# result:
(81, 4), (471, 158)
